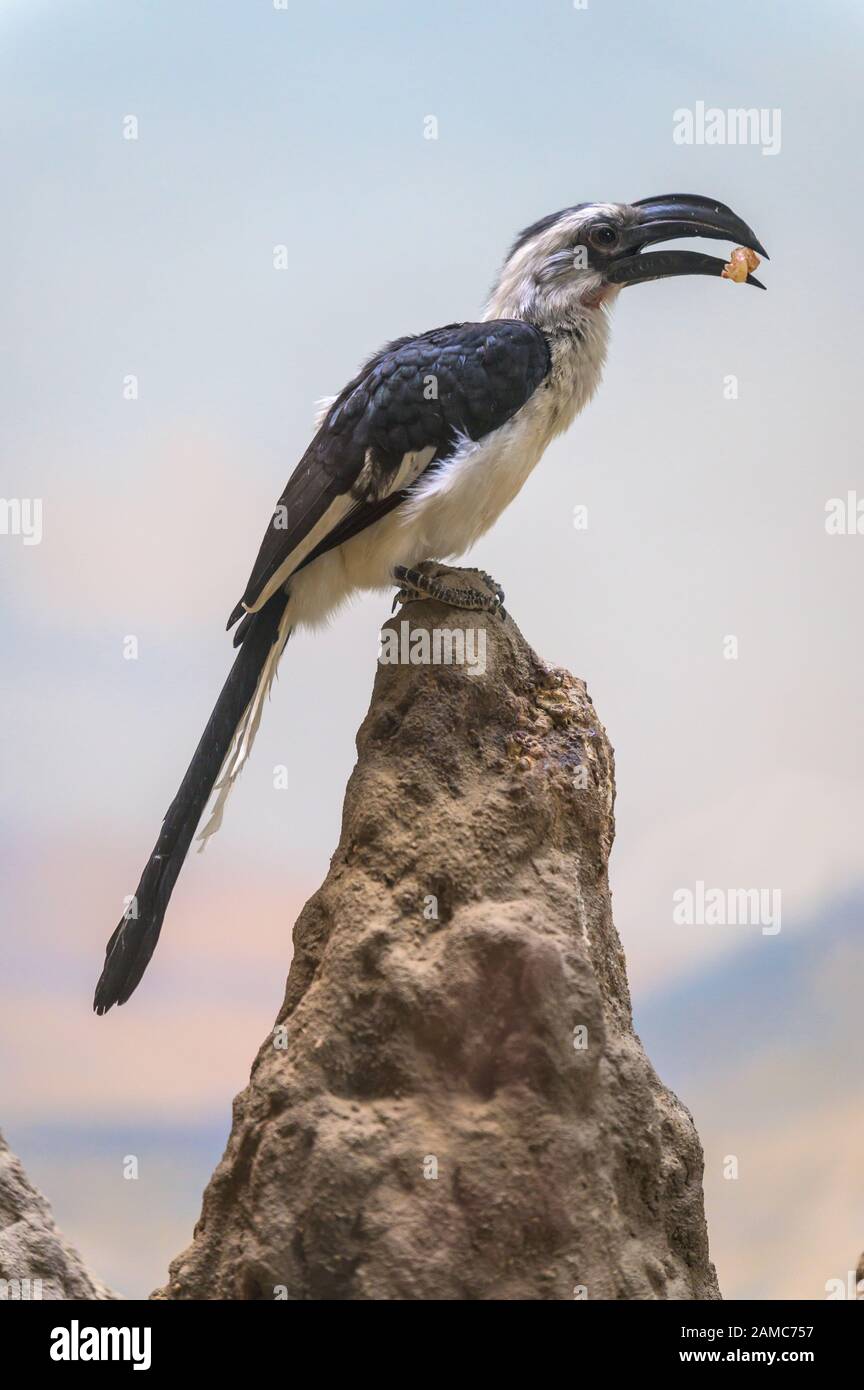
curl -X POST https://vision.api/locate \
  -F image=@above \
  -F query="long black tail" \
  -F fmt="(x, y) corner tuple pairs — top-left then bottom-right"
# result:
(94, 591), (290, 1014)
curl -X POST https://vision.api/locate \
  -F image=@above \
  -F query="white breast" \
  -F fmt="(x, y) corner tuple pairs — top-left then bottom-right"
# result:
(287, 319), (609, 631)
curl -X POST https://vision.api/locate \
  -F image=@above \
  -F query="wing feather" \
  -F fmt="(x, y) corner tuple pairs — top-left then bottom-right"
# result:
(228, 320), (551, 628)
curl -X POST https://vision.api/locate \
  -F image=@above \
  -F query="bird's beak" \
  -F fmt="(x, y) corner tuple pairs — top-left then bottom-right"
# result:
(606, 193), (769, 290)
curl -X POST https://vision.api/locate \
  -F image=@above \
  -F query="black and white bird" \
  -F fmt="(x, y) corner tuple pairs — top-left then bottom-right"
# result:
(94, 193), (767, 1013)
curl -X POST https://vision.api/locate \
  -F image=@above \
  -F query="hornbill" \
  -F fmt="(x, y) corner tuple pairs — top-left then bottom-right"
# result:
(94, 193), (767, 1013)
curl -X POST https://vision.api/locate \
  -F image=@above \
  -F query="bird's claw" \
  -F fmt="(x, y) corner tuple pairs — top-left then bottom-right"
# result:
(391, 564), (507, 620)
(391, 587), (413, 613)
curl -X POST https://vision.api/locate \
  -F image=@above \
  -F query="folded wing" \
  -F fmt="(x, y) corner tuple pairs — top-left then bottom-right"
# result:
(227, 319), (552, 628)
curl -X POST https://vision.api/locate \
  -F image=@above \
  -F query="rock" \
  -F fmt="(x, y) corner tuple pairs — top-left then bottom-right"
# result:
(0, 1131), (115, 1300)
(160, 579), (720, 1300)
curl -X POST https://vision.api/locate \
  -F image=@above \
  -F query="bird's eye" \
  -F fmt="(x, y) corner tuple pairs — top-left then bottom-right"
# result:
(589, 224), (619, 250)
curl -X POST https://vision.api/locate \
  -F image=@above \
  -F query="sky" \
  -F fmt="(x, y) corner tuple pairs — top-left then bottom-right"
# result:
(1, 0), (862, 1298)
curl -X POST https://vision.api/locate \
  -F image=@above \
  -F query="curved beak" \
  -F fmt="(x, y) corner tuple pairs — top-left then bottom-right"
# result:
(607, 193), (769, 290)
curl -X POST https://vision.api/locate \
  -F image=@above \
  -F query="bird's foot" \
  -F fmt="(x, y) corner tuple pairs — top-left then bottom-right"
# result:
(458, 567), (506, 609)
(391, 563), (507, 620)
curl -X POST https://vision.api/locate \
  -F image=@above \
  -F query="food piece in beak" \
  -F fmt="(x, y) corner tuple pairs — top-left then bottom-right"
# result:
(722, 246), (762, 284)
(606, 195), (768, 290)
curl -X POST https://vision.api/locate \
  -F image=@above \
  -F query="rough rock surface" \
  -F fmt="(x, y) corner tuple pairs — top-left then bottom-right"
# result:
(0, 1130), (115, 1300)
(161, 580), (720, 1300)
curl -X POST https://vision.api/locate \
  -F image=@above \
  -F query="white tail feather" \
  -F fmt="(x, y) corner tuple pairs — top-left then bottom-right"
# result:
(197, 603), (293, 849)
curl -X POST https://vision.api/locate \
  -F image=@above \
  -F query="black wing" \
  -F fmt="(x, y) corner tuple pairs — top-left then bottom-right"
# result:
(227, 319), (551, 628)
